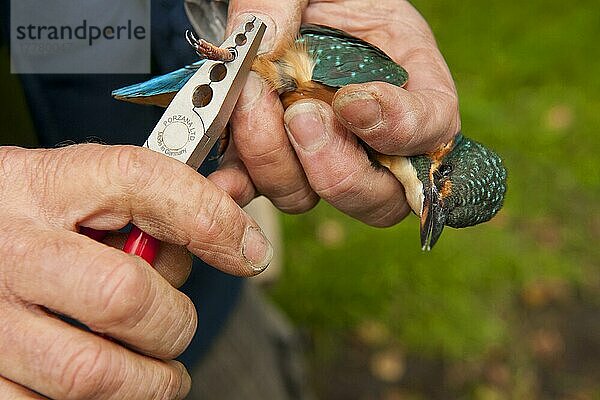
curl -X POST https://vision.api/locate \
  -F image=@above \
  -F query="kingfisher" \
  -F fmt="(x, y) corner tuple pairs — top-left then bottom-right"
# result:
(113, 24), (507, 250)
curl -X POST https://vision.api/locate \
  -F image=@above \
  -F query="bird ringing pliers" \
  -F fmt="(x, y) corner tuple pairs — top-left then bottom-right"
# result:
(82, 15), (266, 264)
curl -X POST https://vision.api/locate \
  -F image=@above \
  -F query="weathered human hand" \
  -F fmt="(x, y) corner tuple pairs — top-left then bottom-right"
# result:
(0, 144), (272, 399)
(210, 0), (460, 227)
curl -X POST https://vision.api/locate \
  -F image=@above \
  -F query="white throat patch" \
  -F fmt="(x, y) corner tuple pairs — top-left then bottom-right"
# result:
(378, 155), (424, 216)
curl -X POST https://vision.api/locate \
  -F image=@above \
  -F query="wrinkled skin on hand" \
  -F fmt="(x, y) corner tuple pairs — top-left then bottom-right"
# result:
(210, 0), (460, 227)
(0, 145), (272, 399)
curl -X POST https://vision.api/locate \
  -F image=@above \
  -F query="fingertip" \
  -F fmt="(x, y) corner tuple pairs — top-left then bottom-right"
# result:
(241, 225), (273, 275)
(227, 0), (307, 55)
(178, 183), (274, 277)
(334, 82), (459, 155)
(228, 12), (277, 53)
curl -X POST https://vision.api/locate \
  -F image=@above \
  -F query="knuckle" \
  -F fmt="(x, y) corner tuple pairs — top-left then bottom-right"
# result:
(0, 147), (27, 181)
(388, 97), (423, 147)
(413, 90), (460, 150)
(315, 168), (362, 203)
(0, 147), (49, 211)
(271, 185), (319, 214)
(241, 142), (288, 170)
(154, 363), (186, 400)
(366, 198), (410, 228)
(163, 298), (197, 358)
(312, 165), (408, 226)
(191, 190), (237, 244)
(442, 92), (461, 136)
(233, 123), (292, 170)
(110, 146), (159, 194)
(0, 228), (29, 296)
(52, 340), (113, 399)
(247, 164), (314, 206)
(401, 45), (437, 65)
(219, 171), (256, 207)
(93, 256), (152, 330)
(446, 92), (459, 115)
(0, 225), (54, 301)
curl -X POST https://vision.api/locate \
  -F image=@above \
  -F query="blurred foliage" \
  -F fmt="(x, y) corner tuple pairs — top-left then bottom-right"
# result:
(269, 0), (600, 383)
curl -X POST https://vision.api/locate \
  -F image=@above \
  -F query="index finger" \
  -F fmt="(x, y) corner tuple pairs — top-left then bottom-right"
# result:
(5, 144), (273, 277)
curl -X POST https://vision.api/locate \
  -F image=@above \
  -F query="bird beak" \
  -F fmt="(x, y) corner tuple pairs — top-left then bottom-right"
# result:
(420, 186), (447, 251)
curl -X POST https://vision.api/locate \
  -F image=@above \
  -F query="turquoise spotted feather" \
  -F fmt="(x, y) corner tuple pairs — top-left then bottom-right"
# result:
(299, 25), (407, 89)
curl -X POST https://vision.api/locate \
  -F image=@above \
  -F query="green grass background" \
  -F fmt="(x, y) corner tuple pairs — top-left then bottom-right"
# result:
(269, 0), (599, 374)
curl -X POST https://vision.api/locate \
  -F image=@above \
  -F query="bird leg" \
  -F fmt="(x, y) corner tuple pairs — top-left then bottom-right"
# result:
(185, 30), (235, 62)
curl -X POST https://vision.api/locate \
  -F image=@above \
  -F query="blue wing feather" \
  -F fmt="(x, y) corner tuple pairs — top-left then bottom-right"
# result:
(112, 60), (205, 107)
(299, 25), (408, 89)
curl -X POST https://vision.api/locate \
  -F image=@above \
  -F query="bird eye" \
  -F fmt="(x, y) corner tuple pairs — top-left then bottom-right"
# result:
(437, 164), (453, 178)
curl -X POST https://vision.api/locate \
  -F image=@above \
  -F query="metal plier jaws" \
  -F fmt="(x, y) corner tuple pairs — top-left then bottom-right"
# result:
(144, 16), (266, 170)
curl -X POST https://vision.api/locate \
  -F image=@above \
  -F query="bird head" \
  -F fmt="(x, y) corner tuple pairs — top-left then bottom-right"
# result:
(409, 134), (507, 250)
